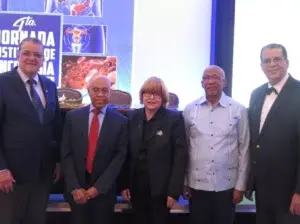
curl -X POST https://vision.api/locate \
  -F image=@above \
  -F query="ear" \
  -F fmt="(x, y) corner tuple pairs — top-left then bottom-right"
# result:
(201, 80), (204, 88)
(16, 50), (20, 60)
(222, 79), (227, 88)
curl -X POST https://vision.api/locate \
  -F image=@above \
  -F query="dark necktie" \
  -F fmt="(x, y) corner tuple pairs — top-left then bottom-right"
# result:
(27, 79), (44, 123)
(86, 109), (100, 174)
(266, 87), (278, 95)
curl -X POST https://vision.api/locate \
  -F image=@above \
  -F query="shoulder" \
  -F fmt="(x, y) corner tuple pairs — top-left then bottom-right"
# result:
(251, 83), (267, 98)
(126, 108), (143, 120)
(182, 98), (201, 118)
(107, 107), (128, 122)
(0, 69), (17, 83)
(39, 75), (56, 88)
(164, 108), (182, 120)
(65, 106), (88, 119)
(227, 96), (247, 110)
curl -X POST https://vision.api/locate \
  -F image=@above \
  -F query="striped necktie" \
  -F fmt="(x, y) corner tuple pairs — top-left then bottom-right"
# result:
(27, 79), (44, 123)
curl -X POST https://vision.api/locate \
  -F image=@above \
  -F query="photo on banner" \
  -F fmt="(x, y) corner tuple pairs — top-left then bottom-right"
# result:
(0, 0), (7, 11)
(63, 24), (107, 54)
(44, 0), (103, 17)
(0, 11), (63, 85)
(59, 55), (116, 107)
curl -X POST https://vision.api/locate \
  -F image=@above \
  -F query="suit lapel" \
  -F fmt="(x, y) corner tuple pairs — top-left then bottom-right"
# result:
(10, 69), (39, 122)
(39, 75), (51, 123)
(251, 85), (267, 141)
(144, 107), (167, 143)
(95, 107), (113, 154)
(132, 109), (144, 156)
(260, 77), (294, 136)
(80, 106), (90, 158)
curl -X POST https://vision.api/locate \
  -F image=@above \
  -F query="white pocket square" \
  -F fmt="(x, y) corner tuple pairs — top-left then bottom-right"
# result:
(156, 130), (163, 136)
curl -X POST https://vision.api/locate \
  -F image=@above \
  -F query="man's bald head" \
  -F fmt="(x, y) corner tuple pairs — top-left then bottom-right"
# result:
(201, 65), (226, 102)
(203, 65), (225, 80)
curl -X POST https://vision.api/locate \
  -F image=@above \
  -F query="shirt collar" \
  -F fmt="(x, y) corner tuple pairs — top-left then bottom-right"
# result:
(89, 104), (108, 115)
(198, 91), (229, 108)
(268, 73), (289, 94)
(17, 67), (39, 84)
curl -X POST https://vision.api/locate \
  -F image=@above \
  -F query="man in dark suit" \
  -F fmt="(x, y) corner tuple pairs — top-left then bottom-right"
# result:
(246, 43), (300, 224)
(0, 37), (62, 224)
(61, 75), (128, 224)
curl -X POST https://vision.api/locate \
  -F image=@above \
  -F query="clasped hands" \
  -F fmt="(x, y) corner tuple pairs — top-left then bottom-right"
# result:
(72, 187), (99, 204)
(121, 189), (177, 209)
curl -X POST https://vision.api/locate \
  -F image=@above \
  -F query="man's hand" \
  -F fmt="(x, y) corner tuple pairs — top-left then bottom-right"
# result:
(183, 185), (192, 200)
(53, 163), (61, 184)
(290, 193), (300, 216)
(166, 196), (176, 209)
(233, 189), (243, 204)
(121, 189), (131, 201)
(0, 170), (15, 193)
(72, 189), (88, 204)
(86, 187), (99, 200)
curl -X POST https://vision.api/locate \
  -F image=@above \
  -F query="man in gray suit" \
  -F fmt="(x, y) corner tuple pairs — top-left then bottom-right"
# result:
(61, 75), (128, 224)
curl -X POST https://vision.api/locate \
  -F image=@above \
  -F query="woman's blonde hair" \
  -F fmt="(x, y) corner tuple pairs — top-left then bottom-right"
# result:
(139, 76), (169, 108)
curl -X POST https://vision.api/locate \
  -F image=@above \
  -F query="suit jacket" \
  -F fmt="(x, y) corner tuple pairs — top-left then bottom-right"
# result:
(120, 107), (188, 199)
(61, 105), (128, 196)
(247, 76), (300, 211)
(0, 67), (62, 184)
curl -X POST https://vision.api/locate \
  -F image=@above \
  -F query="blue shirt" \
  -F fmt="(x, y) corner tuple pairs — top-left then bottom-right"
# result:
(183, 92), (250, 192)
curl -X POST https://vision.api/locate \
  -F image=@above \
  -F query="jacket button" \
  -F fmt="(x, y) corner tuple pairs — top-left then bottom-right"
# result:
(256, 145), (260, 149)
(253, 161), (256, 164)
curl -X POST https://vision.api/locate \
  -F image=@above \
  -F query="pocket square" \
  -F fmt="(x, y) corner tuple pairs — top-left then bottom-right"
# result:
(156, 130), (163, 136)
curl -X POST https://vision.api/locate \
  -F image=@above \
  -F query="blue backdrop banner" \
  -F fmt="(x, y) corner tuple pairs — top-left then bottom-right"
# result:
(0, 11), (63, 85)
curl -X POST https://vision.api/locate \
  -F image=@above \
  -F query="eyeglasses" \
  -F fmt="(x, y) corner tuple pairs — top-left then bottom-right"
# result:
(143, 92), (161, 99)
(262, 57), (285, 65)
(202, 76), (222, 81)
(21, 51), (43, 59)
(91, 87), (109, 95)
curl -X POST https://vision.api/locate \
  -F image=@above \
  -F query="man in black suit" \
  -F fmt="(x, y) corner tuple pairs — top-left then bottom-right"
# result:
(61, 75), (128, 224)
(246, 43), (300, 224)
(0, 37), (62, 224)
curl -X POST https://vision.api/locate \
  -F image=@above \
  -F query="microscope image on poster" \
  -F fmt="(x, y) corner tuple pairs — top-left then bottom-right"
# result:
(45, 0), (102, 17)
(63, 24), (107, 54)
(0, 0), (7, 11)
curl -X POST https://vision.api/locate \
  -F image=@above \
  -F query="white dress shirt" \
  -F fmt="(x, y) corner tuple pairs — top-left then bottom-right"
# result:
(259, 73), (289, 132)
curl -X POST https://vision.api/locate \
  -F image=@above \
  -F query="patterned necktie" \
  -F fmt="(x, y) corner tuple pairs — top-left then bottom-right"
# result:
(27, 79), (44, 123)
(86, 109), (100, 174)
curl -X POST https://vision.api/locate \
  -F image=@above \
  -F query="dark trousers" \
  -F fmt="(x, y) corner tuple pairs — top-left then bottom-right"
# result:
(67, 194), (114, 224)
(255, 190), (300, 224)
(131, 191), (170, 224)
(189, 188), (235, 224)
(0, 176), (52, 224)
(66, 172), (115, 224)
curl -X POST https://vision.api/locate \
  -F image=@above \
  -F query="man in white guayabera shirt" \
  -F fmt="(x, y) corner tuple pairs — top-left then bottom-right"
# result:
(183, 65), (250, 224)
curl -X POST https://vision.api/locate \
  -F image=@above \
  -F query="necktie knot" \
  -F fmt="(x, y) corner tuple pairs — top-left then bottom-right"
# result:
(93, 108), (101, 116)
(27, 79), (37, 86)
(266, 87), (278, 95)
